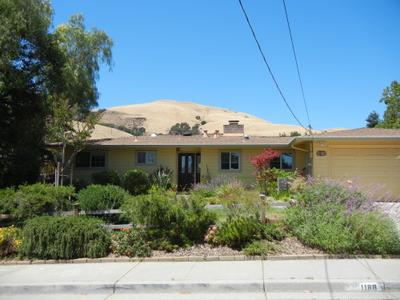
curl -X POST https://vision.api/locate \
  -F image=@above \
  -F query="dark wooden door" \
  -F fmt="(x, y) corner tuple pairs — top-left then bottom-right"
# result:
(178, 153), (200, 190)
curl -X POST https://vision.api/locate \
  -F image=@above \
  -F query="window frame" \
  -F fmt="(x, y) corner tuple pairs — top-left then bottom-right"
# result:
(135, 150), (157, 166)
(75, 151), (106, 169)
(220, 151), (241, 171)
(270, 152), (294, 170)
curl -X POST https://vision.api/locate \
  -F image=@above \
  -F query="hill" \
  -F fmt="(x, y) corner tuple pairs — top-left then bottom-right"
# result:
(100, 99), (315, 136)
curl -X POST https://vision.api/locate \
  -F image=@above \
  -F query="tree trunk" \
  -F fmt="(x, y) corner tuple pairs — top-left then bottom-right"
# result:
(60, 141), (66, 186)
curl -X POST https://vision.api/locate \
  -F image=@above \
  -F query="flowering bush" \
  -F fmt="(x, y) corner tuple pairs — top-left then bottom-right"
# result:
(250, 149), (280, 194)
(111, 227), (151, 257)
(0, 226), (22, 257)
(286, 178), (400, 254)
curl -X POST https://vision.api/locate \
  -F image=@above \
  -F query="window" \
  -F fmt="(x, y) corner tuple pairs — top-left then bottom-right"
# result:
(269, 153), (293, 170)
(76, 151), (105, 168)
(76, 152), (90, 168)
(91, 153), (106, 168)
(220, 152), (240, 170)
(136, 151), (156, 165)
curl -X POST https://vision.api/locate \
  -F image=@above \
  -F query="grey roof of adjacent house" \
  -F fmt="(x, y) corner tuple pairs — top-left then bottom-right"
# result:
(298, 128), (400, 140)
(91, 135), (296, 147)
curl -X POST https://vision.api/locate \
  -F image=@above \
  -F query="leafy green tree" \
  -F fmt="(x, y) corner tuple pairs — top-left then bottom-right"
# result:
(47, 15), (113, 185)
(366, 111), (380, 128)
(378, 81), (400, 129)
(0, 0), (62, 187)
(169, 122), (200, 135)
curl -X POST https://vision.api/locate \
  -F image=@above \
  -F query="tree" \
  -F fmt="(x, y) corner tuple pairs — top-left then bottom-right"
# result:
(0, 0), (62, 187)
(169, 122), (200, 135)
(378, 81), (400, 129)
(47, 15), (113, 185)
(366, 111), (380, 128)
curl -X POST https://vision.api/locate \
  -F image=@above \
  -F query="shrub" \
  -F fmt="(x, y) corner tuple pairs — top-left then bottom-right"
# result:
(20, 216), (110, 259)
(286, 178), (400, 254)
(122, 188), (215, 249)
(214, 215), (264, 249)
(122, 170), (150, 195)
(111, 228), (152, 257)
(0, 226), (22, 257)
(0, 188), (17, 215)
(243, 240), (277, 256)
(262, 223), (286, 241)
(77, 185), (130, 211)
(4, 184), (75, 222)
(92, 170), (120, 186)
(150, 166), (173, 190)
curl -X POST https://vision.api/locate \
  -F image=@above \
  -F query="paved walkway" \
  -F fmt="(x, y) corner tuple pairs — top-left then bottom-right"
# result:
(0, 259), (399, 299)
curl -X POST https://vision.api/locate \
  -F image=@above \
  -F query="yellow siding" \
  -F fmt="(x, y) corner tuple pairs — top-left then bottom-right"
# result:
(312, 140), (400, 198)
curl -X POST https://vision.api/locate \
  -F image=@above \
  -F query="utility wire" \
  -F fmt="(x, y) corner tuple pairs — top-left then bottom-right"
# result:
(282, 0), (312, 131)
(238, 0), (308, 131)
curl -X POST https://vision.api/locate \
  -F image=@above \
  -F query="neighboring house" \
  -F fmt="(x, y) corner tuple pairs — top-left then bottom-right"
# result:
(72, 121), (400, 198)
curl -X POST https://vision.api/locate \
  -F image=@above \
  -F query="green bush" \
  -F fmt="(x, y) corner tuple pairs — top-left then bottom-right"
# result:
(122, 170), (150, 195)
(111, 227), (152, 257)
(122, 188), (215, 250)
(262, 223), (286, 241)
(214, 215), (264, 249)
(243, 240), (277, 256)
(286, 179), (400, 255)
(1, 184), (75, 222)
(92, 170), (120, 186)
(20, 216), (110, 259)
(150, 166), (173, 190)
(77, 184), (130, 211)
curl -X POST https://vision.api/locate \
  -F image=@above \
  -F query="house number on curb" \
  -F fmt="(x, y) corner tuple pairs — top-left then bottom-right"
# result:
(359, 282), (383, 291)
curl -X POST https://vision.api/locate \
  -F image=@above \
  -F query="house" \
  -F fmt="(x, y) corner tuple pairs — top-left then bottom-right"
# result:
(72, 121), (400, 198)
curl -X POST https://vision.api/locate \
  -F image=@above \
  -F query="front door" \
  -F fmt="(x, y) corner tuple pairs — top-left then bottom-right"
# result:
(178, 153), (200, 190)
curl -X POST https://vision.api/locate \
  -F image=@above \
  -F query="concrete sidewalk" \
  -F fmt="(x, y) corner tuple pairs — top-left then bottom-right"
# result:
(0, 259), (399, 299)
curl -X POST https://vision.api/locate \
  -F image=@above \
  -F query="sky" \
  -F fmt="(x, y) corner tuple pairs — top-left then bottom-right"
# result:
(51, 0), (400, 130)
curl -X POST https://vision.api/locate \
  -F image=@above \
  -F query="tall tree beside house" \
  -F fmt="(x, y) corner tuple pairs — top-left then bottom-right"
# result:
(0, 0), (113, 187)
(47, 15), (113, 185)
(0, 0), (63, 187)
(366, 81), (400, 129)
(366, 111), (380, 128)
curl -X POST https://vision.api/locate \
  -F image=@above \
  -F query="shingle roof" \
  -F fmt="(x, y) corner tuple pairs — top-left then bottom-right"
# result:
(306, 128), (400, 139)
(91, 135), (295, 147)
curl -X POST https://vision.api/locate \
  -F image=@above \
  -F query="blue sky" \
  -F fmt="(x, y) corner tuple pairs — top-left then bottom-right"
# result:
(51, 0), (400, 130)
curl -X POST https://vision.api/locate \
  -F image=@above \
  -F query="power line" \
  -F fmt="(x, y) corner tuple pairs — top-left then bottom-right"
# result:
(282, 0), (312, 130)
(237, 0), (308, 132)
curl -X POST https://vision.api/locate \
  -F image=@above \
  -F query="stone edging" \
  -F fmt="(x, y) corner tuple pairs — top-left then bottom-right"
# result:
(1, 254), (399, 265)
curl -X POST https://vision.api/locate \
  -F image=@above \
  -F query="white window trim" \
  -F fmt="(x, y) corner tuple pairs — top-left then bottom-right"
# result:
(220, 151), (241, 171)
(135, 150), (157, 166)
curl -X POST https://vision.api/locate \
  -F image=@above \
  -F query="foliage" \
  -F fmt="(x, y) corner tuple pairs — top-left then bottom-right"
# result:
(169, 122), (200, 135)
(286, 178), (400, 254)
(214, 215), (264, 249)
(122, 169), (151, 195)
(250, 149), (280, 194)
(243, 240), (277, 256)
(193, 175), (245, 199)
(110, 228), (152, 257)
(377, 81), (400, 129)
(0, 0), (58, 187)
(91, 170), (120, 186)
(20, 216), (110, 259)
(0, 226), (22, 257)
(150, 166), (173, 190)
(366, 111), (380, 128)
(77, 184), (130, 211)
(122, 188), (215, 250)
(1, 184), (75, 222)
(262, 168), (297, 199)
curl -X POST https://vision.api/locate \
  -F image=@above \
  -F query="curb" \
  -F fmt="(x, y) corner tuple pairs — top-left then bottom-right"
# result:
(1, 254), (400, 265)
(1, 280), (399, 295)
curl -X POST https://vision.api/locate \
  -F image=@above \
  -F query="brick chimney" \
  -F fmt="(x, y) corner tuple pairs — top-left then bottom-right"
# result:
(223, 120), (244, 136)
